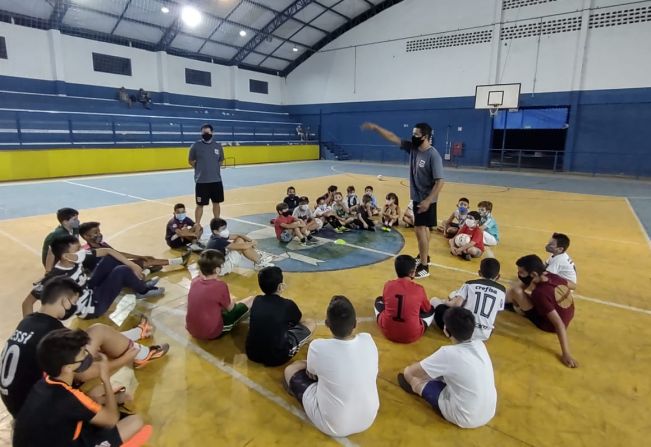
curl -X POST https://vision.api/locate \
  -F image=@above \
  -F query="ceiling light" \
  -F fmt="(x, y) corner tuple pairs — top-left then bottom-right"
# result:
(239, 30), (247, 37)
(181, 6), (202, 28)
(161, 6), (170, 13)
(292, 47), (298, 52)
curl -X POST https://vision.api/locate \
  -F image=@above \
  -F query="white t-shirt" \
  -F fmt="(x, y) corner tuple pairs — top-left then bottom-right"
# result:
(420, 340), (496, 428)
(546, 252), (577, 284)
(302, 333), (379, 437)
(455, 279), (506, 341)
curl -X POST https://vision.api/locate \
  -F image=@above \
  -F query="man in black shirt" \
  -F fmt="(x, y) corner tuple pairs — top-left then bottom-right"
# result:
(3, 277), (169, 417)
(13, 328), (152, 447)
(246, 267), (315, 366)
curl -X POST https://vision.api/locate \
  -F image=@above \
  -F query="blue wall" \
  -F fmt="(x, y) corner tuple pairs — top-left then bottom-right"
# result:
(287, 88), (651, 177)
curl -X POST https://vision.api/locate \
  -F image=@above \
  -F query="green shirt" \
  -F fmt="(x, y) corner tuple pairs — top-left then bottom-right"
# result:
(41, 225), (78, 265)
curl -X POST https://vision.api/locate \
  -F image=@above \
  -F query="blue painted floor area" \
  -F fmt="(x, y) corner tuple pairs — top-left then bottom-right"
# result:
(0, 160), (649, 236)
(230, 213), (404, 273)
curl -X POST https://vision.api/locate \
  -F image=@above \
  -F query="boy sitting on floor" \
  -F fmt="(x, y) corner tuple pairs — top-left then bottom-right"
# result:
(274, 202), (314, 245)
(449, 211), (484, 261)
(374, 255), (434, 343)
(398, 307), (497, 429)
(42, 207), (80, 272)
(186, 250), (254, 340)
(438, 197), (469, 238)
(478, 201), (500, 246)
(283, 296), (379, 437)
(165, 203), (204, 251)
(429, 258), (505, 341)
(246, 267), (316, 366)
(12, 328), (153, 447)
(207, 218), (273, 274)
(80, 221), (189, 273)
(283, 186), (300, 214)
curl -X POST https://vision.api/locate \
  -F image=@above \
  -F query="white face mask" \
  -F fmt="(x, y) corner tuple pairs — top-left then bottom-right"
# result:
(300, 205), (308, 211)
(67, 248), (86, 264)
(465, 219), (477, 228)
(218, 228), (230, 238)
(318, 204), (327, 211)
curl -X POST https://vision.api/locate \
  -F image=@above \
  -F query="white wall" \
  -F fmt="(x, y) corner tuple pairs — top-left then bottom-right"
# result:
(284, 0), (651, 105)
(0, 22), (54, 81)
(0, 22), (283, 104)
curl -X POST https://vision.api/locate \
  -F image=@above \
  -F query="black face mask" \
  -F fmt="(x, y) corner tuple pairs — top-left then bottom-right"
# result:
(74, 352), (93, 373)
(519, 275), (533, 286)
(201, 133), (212, 142)
(282, 210), (291, 216)
(60, 304), (78, 321)
(412, 136), (424, 147)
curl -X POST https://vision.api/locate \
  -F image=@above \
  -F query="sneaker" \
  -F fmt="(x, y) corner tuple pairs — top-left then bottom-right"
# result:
(397, 373), (416, 395)
(254, 261), (275, 271)
(307, 238), (319, 245)
(414, 255), (432, 266)
(300, 239), (308, 247)
(334, 227), (344, 234)
(148, 265), (163, 274)
(134, 344), (170, 369)
(144, 277), (159, 289)
(136, 314), (154, 340)
(135, 287), (165, 300)
(189, 242), (205, 252)
(415, 265), (430, 279)
(181, 250), (192, 266)
(342, 227), (351, 232)
(462, 253), (472, 261)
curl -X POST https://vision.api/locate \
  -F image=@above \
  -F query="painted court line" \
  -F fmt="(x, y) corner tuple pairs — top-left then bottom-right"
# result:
(55, 180), (651, 317)
(625, 197), (651, 250)
(149, 314), (358, 447)
(0, 228), (40, 256)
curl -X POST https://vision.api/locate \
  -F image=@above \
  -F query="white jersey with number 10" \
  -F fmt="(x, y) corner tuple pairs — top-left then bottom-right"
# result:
(456, 279), (506, 341)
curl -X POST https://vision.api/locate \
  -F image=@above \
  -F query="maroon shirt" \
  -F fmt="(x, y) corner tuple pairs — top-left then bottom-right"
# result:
(186, 277), (231, 339)
(530, 272), (575, 332)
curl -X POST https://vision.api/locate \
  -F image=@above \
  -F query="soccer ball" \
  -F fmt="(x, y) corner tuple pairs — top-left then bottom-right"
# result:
(454, 233), (471, 247)
(377, 174), (383, 180)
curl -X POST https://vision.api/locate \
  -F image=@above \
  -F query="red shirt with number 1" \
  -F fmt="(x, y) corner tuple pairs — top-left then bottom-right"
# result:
(378, 278), (432, 343)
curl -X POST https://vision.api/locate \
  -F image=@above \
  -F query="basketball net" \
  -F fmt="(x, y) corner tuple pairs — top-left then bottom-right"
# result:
(489, 106), (499, 117)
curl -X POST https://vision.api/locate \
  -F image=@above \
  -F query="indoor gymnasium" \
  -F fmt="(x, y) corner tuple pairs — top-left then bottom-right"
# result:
(0, 0), (650, 446)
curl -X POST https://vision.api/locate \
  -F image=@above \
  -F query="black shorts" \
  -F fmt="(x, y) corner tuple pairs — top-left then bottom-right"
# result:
(195, 182), (224, 206)
(523, 309), (555, 333)
(433, 304), (450, 330)
(287, 323), (312, 357)
(78, 425), (122, 446)
(413, 201), (437, 227)
(288, 369), (317, 404)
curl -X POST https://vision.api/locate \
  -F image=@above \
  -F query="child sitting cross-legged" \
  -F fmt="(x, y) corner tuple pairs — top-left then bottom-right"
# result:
(449, 211), (484, 261)
(186, 249), (253, 340)
(438, 197), (470, 238)
(292, 196), (322, 234)
(381, 193), (401, 231)
(275, 202), (315, 246)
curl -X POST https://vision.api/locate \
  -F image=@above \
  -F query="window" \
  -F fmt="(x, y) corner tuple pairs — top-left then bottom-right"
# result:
(185, 68), (211, 87)
(0, 36), (6, 59)
(249, 79), (268, 95)
(92, 52), (132, 76)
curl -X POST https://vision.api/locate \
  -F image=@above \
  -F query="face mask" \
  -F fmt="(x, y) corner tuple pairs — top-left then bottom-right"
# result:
(519, 275), (533, 286)
(412, 136), (424, 147)
(386, 199), (393, 205)
(60, 304), (78, 321)
(175, 213), (186, 221)
(201, 133), (212, 142)
(92, 234), (103, 244)
(69, 218), (80, 229)
(465, 219), (476, 228)
(288, 192), (295, 197)
(74, 352), (94, 373)
(282, 210), (291, 216)
(458, 206), (468, 214)
(300, 205), (308, 211)
(544, 244), (556, 254)
(218, 229), (230, 239)
(67, 249), (86, 264)
(318, 204), (327, 211)
(478, 209), (487, 217)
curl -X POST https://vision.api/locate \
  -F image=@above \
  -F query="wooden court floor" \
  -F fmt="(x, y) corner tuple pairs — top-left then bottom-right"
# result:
(0, 171), (650, 446)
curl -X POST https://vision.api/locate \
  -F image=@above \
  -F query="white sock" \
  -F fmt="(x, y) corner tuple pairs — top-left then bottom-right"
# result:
(121, 328), (142, 341)
(169, 257), (183, 265)
(134, 343), (150, 361)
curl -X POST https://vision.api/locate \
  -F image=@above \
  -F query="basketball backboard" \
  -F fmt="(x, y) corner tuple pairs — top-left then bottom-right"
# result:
(475, 83), (521, 115)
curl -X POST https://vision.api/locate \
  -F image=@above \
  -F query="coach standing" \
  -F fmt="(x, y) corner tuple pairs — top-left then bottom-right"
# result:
(362, 122), (444, 278)
(189, 123), (224, 228)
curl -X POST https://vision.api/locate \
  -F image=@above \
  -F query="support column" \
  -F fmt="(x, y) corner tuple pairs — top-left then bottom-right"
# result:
(47, 29), (66, 95)
(157, 51), (170, 104)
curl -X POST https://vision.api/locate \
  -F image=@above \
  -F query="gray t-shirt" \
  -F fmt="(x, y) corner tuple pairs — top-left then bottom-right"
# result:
(400, 141), (444, 202)
(189, 139), (224, 183)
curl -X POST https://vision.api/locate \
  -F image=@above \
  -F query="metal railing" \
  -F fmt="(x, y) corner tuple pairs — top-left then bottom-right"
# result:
(489, 148), (565, 172)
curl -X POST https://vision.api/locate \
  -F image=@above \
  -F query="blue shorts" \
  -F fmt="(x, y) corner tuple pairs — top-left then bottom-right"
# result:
(421, 380), (447, 412)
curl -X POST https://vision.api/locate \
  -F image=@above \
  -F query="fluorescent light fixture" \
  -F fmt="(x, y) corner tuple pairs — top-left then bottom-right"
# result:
(161, 6), (170, 13)
(292, 47), (298, 52)
(181, 6), (202, 27)
(239, 30), (247, 37)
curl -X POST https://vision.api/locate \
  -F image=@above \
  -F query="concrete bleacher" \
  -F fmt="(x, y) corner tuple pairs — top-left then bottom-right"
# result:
(0, 89), (305, 148)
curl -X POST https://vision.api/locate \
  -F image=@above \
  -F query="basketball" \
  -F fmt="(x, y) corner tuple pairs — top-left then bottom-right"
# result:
(454, 233), (471, 247)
